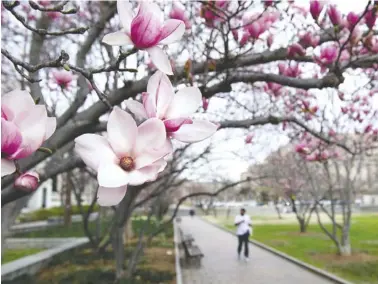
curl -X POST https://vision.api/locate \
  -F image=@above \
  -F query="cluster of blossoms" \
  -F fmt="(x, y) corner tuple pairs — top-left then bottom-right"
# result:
(1, 1), (217, 204)
(294, 133), (339, 162)
(1, 90), (56, 191)
(74, 1), (218, 206)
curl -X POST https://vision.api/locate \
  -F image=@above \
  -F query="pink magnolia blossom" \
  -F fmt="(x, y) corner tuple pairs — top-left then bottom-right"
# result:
(299, 31), (320, 48)
(292, 4), (308, 17)
(278, 63), (301, 77)
(52, 70), (75, 89)
(242, 11), (279, 41)
(232, 28), (239, 42)
(350, 26), (363, 45)
(287, 43), (306, 57)
(47, 11), (60, 20)
(14, 172), (39, 192)
(364, 124), (373, 133)
(74, 107), (170, 206)
(38, 0), (50, 6)
(295, 143), (310, 154)
(264, 82), (283, 97)
(327, 5), (343, 26)
(315, 44), (338, 66)
(305, 153), (318, 162)
(264, 1), (274, 8)
(347, 12), (360, 29)
(200, 0), (229, 26)
(202, 97), (209, 111)
(102, 0), (185, 75)
(364, 8), (377, 29)
(267, 34), (273, 47)
(248, 22), (263, 39)
(245, 134), (253, 144)
(169, 2), (191, 30)
(309, 1), (324, 21)
(1, 90), (56, 177)
(239, 31), (250, 47)
(125, 71), (218, 144)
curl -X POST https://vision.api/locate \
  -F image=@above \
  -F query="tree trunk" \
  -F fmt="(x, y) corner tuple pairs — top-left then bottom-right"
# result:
(124, 219), (134, 244)
(338, 243), (351, 256)
(274, 204), (283, 219)
(1, 196), (30, 256)
(64, 174), (72, 227)
(339, 226), (352, 256)
(226, 207), (231, 219)
(298, 217), (306, 233)
(113, 226), (125, 280)
(112, 186), (142, 281)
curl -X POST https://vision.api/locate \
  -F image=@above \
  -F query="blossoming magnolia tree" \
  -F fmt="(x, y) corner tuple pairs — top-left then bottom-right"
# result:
(1, 0), (378, 277)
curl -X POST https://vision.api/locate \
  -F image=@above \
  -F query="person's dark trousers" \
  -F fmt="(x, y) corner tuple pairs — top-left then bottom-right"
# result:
(237, 232), (250, 257)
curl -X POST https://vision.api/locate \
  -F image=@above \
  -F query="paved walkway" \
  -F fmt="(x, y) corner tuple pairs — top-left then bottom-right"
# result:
(179, 217), (334, 284)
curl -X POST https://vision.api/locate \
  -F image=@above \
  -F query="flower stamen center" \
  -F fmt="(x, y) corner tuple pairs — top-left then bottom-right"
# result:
(119, 156), (135, 171)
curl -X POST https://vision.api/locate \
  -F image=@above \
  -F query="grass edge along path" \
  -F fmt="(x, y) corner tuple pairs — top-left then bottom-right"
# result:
(2, 248), (45, 264)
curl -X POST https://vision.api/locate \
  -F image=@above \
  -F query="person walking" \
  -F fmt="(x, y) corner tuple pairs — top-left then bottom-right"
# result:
(234, 208), (252, 261)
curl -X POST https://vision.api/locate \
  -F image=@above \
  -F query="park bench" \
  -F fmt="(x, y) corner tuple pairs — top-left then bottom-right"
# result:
(178, 227), (204, 268)
(179, 227), (194, 245)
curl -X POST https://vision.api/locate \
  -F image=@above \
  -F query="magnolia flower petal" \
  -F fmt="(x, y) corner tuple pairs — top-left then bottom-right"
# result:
(1, 159), (16, 177)
(128, 159), (167, 185)
(12, 105), (48, 159)
(142, 92), (157, 118)
(74, 134), (117, 171)
(125, 100), (148, 119)
(102, 30), (133, 46)
(130, 2), (163, 48)
(44, 117), (56, 140)
(107, 107), (137, 157)
(164, 117), (193, 133)
(97, 163), (130, 187)
(134, 118), (167, 155)
(160, 19), (185, 45)
(159, 138), (174, 155)
(1, 89), (35, 120)
(165, 87), (202, 118)
(146, 46), (173, 75)
(97, 185), (127, 206)
(146, 71), (162, 113)
(170, 120), (218, 143)
(134, 138), (172, 171)
(147, 71), (174, 118)
(117, 0), (134, 32)
(1, 118), (22, 156)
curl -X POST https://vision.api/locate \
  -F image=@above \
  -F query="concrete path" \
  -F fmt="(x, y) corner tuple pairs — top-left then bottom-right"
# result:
(179, 217), (335, 284)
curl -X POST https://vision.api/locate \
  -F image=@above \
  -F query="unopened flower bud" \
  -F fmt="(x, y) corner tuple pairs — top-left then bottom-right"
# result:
(15, 172), (39, 192)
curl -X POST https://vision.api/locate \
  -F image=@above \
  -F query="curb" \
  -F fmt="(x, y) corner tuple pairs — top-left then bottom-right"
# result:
(201, 217), (355, 284)
(173, 219), (183, 284)
(2, 238), (89, 281)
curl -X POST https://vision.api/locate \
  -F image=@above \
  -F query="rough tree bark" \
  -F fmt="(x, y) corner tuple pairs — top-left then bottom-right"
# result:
(112, 186), (143, 281)
(63, 173), (72, 227)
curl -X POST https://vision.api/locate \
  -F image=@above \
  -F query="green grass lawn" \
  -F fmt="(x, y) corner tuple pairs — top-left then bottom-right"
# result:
(2, 248), (44, 264)
(13, 216), (173, 239)
(12, 220), (103, 238)
(221, 213), (378, 284)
